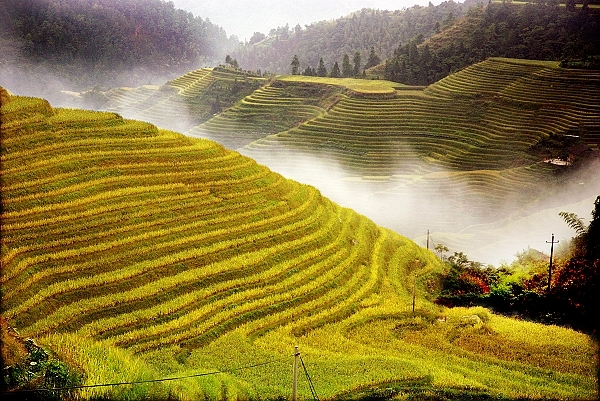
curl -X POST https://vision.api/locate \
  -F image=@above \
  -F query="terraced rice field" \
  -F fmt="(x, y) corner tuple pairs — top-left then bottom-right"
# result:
(34, 58), (600, 262)
(1, 88), (596, 400)
(190, 58), (600, 258)
(103, 68), (266, 133)
(239, 58), (600, 173)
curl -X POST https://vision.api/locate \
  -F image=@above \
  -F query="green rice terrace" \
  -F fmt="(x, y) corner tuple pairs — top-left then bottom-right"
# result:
(0, 88), (597, 400)
(102, 67), (266, 134)
(95, 58), (600, 263)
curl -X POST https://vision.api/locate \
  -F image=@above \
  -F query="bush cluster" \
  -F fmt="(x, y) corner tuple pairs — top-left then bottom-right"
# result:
(2, 332), (82, 400)
(436, 196), (600, 334)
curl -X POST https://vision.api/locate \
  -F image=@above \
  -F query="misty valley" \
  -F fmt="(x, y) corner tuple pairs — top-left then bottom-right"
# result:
(66, 60), (600, 266)
(1, 0), (599, 400)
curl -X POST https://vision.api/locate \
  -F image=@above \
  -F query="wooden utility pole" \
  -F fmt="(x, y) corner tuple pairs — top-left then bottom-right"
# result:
(292, 346), (299, 401)
(546, 234), (559, 292)
(426, 229), (430, 250)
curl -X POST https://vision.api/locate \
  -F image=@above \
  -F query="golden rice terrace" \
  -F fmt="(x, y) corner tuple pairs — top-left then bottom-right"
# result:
(0, 79), (597, 400)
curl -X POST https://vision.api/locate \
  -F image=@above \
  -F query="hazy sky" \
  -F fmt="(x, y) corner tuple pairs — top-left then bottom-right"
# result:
(170, 0), (445, 41)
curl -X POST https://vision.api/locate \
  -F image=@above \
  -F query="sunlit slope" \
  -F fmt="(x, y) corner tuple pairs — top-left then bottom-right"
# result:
(1, 90), (596, 400)
(242, 58), (600, 173)
(2, 90), (417, 344)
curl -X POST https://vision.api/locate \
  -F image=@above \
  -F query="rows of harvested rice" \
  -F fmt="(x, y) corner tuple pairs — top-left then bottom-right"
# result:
(1, 88), (596, 401)
(168, 68), (214, 97)
(0, 91), (391, 358)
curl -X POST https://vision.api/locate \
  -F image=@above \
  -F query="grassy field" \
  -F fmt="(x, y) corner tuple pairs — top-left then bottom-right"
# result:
(0, 87), (597, 400)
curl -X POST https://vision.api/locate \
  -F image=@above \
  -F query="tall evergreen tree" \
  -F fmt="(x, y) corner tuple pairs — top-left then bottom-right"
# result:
(353, 51), (362, 77)
(317, 57), (327, 77)
(302, 66), (315, 76)
(290, 54), (300, 75)
(330, 61), (341, 77)
(364, 46), (382, 69)
(342, 53), (353, 77)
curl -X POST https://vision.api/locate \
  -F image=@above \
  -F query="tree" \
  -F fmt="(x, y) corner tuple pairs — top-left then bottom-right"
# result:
(442, 12), (455, 28)
(582, 0), (590, 10)
(290, 54), (300, 75)
(317, 57), (327, 77)
(342, 53), (353, 78)
(559, 197), (600, 260)
(353, 51), (362, 77)
(586, 196), (600, 261)
(554, 196), (600, 331)
(364, 46), (381, 69)
(248, 32), (266, 45)
(565, 0), (576, 11)
(302, 66), (315, 76)
(330, 61), (341, 78)
(435, 243), (449, 259)
(225, 55), (238, 68)
(437, 252), (490, 306)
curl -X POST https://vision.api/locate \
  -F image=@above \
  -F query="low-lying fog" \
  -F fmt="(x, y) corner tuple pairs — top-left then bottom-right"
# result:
(232, 146), (600, 266)
(2, 69), (599, 267)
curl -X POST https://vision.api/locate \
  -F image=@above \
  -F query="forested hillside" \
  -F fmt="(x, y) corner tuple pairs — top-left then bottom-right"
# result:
(231, 0), (599, 82)
(384, 1), (600, 85)
(3, 0), (597, 95)
(0, 0), (237, 93)
(232, 0), (485, 75)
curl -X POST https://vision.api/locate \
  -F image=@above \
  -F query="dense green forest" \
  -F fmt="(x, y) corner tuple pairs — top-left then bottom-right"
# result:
(384, 1), (600, 85)
(2, 0), (599, 92)
(232, 0), (600, 80)
(232, 0), (486, 75)
(0, 0), (237, 90)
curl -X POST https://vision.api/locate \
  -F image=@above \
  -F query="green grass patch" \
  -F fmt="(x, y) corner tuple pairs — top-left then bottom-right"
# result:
(278, 75), (403, 94)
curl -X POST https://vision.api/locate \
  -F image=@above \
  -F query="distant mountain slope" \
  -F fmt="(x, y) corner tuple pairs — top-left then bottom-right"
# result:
(0, 0), (238, 94)
(382, 2), (600, 85)
(200, 58), (600, 262)
(1, 88), (596, 400)
(232, 0), (485, 75)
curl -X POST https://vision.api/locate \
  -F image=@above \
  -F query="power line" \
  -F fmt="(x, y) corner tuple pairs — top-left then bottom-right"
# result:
(2, 356), (287, 394)
(300, 355), (319, 401)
